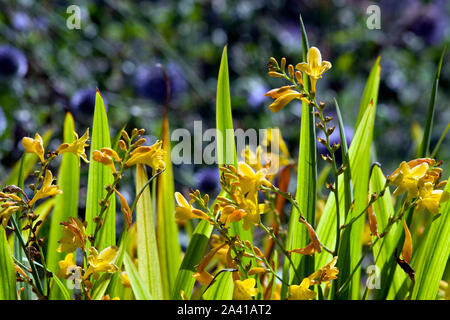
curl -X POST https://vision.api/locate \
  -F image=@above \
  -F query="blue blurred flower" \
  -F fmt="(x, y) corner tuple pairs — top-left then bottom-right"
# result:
(0, 45), (28, 78)
(70, 88), (107, 115)
(134, 63), (186, 104)
(11, 12), (32, 31)
(195, 167), (220, 195)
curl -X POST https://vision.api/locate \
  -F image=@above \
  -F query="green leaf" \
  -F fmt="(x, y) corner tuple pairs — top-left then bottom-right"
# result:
(369, 165), (404, 300)
(51, 274), (71, 300)
(47, 113), (80, 300)
(136, 164), (163, 299)
(91, 273), (114, 300)
(156, 106), (181, 298)
(203, 271), (234, 300)
(123, 252), (152, 300)
(216, 45), (252, 245)
(172, 220), (213, 300)
(85, 90), (116, 250)
(337, 102), (377, 299)
(284, 14), (315, 292)
(315, 103), (377, 297)
(355, 56), (380, 130)
(411, 177), (450, 299)
(0, 226), (16, 300)
(418, 46), (446, 157)
(334, 99), (352, 217)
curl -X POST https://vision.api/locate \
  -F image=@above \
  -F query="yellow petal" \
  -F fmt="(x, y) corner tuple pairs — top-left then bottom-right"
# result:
(401, 220), (412, 263)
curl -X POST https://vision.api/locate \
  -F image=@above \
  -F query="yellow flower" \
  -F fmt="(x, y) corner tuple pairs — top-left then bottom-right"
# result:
(174, 192), (209, 221)
(22, 133), (45, 163)
(238, 195), (268, 230)
(193, 243), (227, 286)
(92, 147), (121, 173)
(58, 253), (76, 279)
(233, 278), (258, 300)
(120, 272), (131, 288)
(218, 206), (247, 229)
(401, 220), (412, 263)
(265, 86), (308, 113)
(295, 46), (332, 93)
(85, 246), (119, 279)
(125, 140), (165, 172)
(56, 129), (90, 164)
(308, 256), (339, 285)
(290, 217), (323, 256)
(0, 204), (21, 227)
(242, 146), (264, 172)
(236, 162), (272, 197)
(114, 188), (132, 229)
(288, 278), (316, 300)
(29, 170), (62, 206)
(57, 217), (86, 253)
(102, 295), (120, 300)
(415, 182), (450, 215)
(388, 161), (429, 198)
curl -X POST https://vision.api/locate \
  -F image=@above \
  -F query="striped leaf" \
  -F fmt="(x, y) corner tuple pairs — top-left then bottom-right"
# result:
(136, 164), (163, 299)
(124, 252), (152, 300)
(284, 14), (315, 293)
(85, 90), (116, 250)
(203, 271), (234, 300)
(156, 105), (181, 298)
(418, 46), (446, 157)
(411, 177), (450, 299)
(47, 113), (80, 300)
(216, 45), (252, 245)
(0, 226), (16, 300)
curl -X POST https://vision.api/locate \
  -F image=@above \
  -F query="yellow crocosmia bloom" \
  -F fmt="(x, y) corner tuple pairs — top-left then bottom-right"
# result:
(238, 196), (268, 230)
(85, 246), (119, 279)
(102, 295), (120, 300)
(120, 272), (131, 288)
(265, 88), (307, 113)
(193, 243), (227, 286)
(401, 220), (412, 263)
(415, 182), (450, 215)
(114, 188), (132, 229)
(57, 217), (86, 253)
(92, 150), (117, 173)
(22, 133), (45, 163)
(308, 256), (339, 285)
(58, 253), (76, 279)
(248, 267), (266, 275)
(29, 170), (62, 206)
(388, 161), (429, 198)
(290, 217), (323, 256)
(368, 205), (379, 238)
(174, 192), (209, 221)
(0, 205), (21, 227)
(236, 162), (272, 197)
(262, 127), (291, 160)
(56, 129), (90, 164)
(295, 46), (332, 93)
(218, 206), (247, 229)
(242, 146), (263, 172)
(288, 278), (317, 300)
(125, 140), (166, 172)
(233, 278), (258, 300)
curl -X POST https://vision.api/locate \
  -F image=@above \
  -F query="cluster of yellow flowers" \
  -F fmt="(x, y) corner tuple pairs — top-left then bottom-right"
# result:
(265, 46), (332, 113)
(388, 158), (449, 214)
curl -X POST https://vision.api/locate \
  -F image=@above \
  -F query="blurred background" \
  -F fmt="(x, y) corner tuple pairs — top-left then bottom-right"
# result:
(0, 0), (449, 208)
